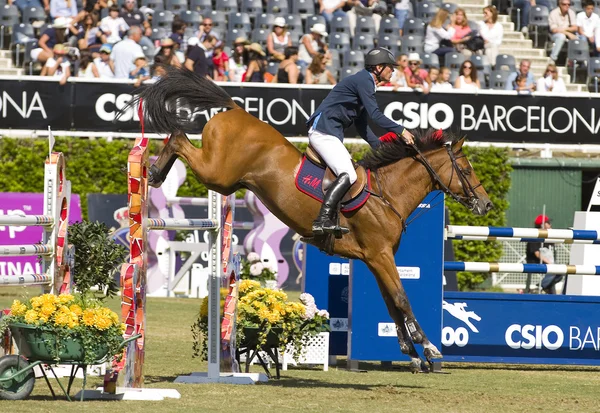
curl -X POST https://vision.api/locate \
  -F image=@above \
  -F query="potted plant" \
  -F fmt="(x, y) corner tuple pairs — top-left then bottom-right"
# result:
(239, 252), (278, 289)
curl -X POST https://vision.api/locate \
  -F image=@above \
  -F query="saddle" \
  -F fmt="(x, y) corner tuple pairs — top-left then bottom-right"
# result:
(305, 145), (368, 203)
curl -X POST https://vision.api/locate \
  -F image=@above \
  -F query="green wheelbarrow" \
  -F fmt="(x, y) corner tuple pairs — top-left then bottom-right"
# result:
(0, 323), (141, 401)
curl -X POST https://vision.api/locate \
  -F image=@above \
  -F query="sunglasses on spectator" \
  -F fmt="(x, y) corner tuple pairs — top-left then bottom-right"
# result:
(463, 65), (472, 69)
(560, 2), (570, 5)
(409, 61), (419, 65)
(202, 23), (213, 26)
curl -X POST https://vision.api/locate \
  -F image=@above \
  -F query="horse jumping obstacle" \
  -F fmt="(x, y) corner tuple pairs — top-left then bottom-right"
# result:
(119, 136), (264, 394)
(0, 152), (73, 294)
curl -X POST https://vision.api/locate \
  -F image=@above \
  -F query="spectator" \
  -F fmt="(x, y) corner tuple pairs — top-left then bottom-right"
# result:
(120, 0), (152, 38)
(577, 0), (599, 55)
(212, 41), (229, 81)
(77, 50), (99, 77)
(31, 17), (70, 65)
(111, 26), (144, 78)
(389, 53), (408, 89)
(431, 66), (453, 91)
(130, 52), (150, 86)
(299, 23), (329, 71)
(392, 0), (411, 36)
(513, 0), (551, 34)
(170, 20), (187, 62)
(266, 16), (292, 62)
(318, 0), (346, 28)
(94, 43), (115, 78)
(454, 60), (480, 91)
(50, 0), (78, 20)
(228, 37), (249, 82)
(198, 17), (220, 43)
(404, 52), (431, 93)
(101, 5), (129, 44)
(505, 59), (536, 91)
(548, 0), (577, 62)
(424, 10), (456, 60)
(244, 43), (267, 82)
(526, 215), (561, 294)
(151, 54), (168, 80)
(76, 12), (103, 53)
(345, 0), (385, 36)
(273, 46), (302, 83)
(536, 63), (567, 92)
(184, 35), (217, 78)
(306, 53), (336, 85)
(40, 44), (71, 85)
(157, 38), (182, 68)
(450, 8), (473, 54)
(478, 6), (503, 65)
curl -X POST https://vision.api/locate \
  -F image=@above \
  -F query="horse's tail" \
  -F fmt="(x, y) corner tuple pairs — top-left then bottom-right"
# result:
(120, 65), (237, 134)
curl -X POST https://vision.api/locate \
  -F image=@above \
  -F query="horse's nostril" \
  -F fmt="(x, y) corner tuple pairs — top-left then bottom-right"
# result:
(485, 201), (493, 211)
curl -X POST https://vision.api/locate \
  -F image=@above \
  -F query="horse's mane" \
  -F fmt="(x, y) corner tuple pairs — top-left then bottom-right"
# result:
(359, 129), (462, 170)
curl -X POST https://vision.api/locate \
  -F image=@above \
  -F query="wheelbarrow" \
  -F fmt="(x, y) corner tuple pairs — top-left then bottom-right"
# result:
(0, 323), (141, 401)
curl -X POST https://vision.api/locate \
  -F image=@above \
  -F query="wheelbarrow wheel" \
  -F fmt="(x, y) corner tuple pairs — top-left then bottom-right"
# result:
(0, 355), (35, 400)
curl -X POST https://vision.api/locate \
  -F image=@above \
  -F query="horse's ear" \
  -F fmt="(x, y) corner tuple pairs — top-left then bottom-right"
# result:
(453, 138), (466, 150)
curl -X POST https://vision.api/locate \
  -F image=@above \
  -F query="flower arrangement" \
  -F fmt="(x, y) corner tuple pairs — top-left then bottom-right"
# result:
(192, 280), (330, 363)
(0, 293), (125, 365)
(239, 252), (277, 284)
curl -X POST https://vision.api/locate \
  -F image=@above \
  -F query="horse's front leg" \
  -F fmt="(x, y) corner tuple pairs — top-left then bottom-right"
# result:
(148, 131), (187, 187)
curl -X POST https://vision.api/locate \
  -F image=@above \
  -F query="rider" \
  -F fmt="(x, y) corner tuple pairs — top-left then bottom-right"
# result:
(307, 47), (415, 236)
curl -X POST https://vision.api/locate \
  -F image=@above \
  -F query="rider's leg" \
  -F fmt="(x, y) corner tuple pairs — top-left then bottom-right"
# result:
(308, 129), (357, 235)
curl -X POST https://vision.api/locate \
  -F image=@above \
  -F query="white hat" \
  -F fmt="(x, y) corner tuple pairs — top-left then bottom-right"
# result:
(311, 23), (328, 37)
(273, 16), (286, 27)
(187, 37), (199, 46)
(52, 16), (70, 29)
(407, 52), (422, 63)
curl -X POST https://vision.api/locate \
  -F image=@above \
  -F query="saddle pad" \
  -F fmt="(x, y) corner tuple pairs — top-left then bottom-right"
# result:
(295, 156), (371, 213)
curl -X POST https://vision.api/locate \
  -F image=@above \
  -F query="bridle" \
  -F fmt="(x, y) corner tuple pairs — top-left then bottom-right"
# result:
(411, 142), (483, 211)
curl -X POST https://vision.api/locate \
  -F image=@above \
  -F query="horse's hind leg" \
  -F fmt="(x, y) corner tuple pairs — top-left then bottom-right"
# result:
(366, 250), (443, 363)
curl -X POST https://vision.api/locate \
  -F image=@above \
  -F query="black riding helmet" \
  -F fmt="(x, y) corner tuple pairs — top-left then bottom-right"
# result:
(364, 47), (398, 82)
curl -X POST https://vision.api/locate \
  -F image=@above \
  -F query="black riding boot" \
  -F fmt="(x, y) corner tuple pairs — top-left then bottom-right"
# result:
(312, 172), (352, 236)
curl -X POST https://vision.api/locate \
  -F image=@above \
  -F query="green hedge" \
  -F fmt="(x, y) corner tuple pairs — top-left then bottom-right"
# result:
(0, 138), (510, 290)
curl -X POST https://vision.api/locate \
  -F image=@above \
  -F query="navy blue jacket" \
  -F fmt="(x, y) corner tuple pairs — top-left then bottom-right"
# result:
(306, 69), (405, 149)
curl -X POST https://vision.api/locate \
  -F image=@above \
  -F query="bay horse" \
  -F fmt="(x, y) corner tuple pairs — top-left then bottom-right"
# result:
(125, 67), (492, 372)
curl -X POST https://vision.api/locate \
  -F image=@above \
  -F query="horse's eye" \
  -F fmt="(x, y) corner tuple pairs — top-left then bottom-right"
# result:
(462, 168), (472, 175)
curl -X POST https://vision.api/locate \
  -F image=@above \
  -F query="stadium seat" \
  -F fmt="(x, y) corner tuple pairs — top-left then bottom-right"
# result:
(241, 0), (263, 14)
(152, 11), (174, 29)
(0, 4), (19, 48)
(305, 15), (326, 33)
(403, 18), (426, 37)
(179, 10), (201, 30)
(226, 28), (250, 45)
(150, 27), (167, 42)
(477, 70), (488, 88)
(288, 28), (302, 45)
(441, 2), (458, 13)
(209, 10), (227, 31)
(329, 32), (351, 52)
(291, 0), (315, 18)
(416, 1), (438, 22)
(228, 13), (251, 31)
(215, 0), (238, 13)
(141, 44), (155, 60)
(330, 14), (351, 34)
(489, 70), (510, 89)
(340, 65), (361, 80)
(266, 60), (279, 75)
(449, 69), (459, 84)
(495, 54), (516, 71)
(528, 6), (550, 48)
(142, 0), (165, 11)
(470, 54), (490, 75)
(284, 15), (303, 32)
(266, 0), (289, 15)
(377, 33), (401, 55)
(444, 51), (465, 70)
(166, 0), (187, 13)
(10, 23), (35, 67)
(353, 33), (374, 51)
(567, 39), (590, 82)
(343, 50), (365, 67)
(379, 16), (400, 35)
(251, 28), (269, 49)
(189, 0), (211, 14)
(400, 35), (424, 55)
(328, 49), (341, 67)
(421, 52), (439, 69)
(587, 58), (600, 93)
(355, 16), (377, 36)
(22, 7), (46, 26)
(255, 13), (275, 29)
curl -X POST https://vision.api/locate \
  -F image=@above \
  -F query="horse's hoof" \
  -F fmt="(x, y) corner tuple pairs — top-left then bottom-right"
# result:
(409, 358), (421, 374)
(423, 344), (443, 361)
(148, 165), (163, 188)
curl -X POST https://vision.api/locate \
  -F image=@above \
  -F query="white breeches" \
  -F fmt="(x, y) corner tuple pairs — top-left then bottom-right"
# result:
(308, 128), (357, 184)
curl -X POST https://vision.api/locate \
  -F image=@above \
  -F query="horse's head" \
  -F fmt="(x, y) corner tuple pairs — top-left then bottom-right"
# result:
(438, 138), (492, 216)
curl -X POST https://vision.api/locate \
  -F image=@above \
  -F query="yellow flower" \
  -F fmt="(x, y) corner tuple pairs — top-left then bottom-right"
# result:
(54, 311), (71, 327)
(82, 309), (96, 327)
(40, 293), (58, 306)
(239, 280), (261, 294)
(38, 314), (49, 324)
(10, 300), (27, 317)
(24, 309), (39, 324)
(94, 315), (112, 330)
(69, 304), (83, 316)
(58, 294), (74, 304)
(40, 303), (56, 318)
(30, 296), (42, 308)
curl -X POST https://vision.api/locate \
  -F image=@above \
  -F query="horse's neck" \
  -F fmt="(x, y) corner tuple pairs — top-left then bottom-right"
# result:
(384, 148), (448, 219)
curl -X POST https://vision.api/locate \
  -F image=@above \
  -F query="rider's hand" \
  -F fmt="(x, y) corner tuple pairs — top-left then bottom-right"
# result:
(400, 129), (415, 145)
